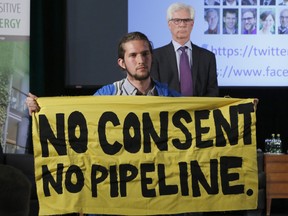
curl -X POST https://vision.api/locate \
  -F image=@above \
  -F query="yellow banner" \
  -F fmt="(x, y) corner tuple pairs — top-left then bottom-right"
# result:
(32, 96), (258, 215)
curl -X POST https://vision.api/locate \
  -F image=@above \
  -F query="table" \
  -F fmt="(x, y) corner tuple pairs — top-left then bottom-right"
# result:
(264, 154), (288, 216)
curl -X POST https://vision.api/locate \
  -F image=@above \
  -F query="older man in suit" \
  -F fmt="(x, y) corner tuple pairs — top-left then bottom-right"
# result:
(150, 2), (219, 97)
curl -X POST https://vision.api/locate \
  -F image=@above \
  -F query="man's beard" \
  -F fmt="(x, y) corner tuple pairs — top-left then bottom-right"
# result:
(126, 69), (150, 81)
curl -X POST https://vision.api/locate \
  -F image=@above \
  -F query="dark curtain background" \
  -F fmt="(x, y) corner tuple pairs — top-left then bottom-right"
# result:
(29, 0), (288, 151)
(30, 0), (67, 97)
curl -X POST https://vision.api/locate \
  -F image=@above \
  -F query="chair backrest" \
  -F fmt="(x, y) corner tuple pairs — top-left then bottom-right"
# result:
(0, 164), (31, 216)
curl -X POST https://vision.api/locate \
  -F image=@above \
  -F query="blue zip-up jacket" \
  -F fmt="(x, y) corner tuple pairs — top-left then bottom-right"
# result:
(94, 79), (181, 97)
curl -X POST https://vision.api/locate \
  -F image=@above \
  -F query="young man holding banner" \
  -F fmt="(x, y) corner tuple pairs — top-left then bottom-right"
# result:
(26, 31), (182, 216)
(26, 31), (258, 216)
(26, 32), (219, 216)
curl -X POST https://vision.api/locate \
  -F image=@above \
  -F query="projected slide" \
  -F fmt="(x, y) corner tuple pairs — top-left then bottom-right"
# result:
(128, 0), (288, 86)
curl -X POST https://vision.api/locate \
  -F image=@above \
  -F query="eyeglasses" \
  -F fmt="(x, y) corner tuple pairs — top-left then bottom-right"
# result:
(242, 17), (254, 21)
(280, 16), (288, 20)
(169, 18), (193, 25)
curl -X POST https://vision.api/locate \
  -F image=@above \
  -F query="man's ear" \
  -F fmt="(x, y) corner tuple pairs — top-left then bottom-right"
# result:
(118, 58), (126, 70)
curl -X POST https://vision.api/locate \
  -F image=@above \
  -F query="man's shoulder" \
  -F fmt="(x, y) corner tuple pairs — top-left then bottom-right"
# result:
(192, 43), (215, 56)
(154, 80), (168, 88)
(152, 43), (174, 59)
(94, 81), (123, 95)
(154, 80), (181, 97)
(153, 43), (172, 52)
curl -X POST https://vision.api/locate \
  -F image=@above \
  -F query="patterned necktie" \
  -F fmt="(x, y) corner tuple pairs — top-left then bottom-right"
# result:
(179, 46), (193, 96)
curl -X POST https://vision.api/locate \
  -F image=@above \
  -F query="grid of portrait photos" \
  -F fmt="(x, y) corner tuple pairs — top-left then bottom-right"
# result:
(203, 0), (288, 35)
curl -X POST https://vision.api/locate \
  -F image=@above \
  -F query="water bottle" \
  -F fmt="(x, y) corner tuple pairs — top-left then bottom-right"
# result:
(265, 138), (271, 153)
(270, 134), (276, 153)
(275, 134), (282, 154)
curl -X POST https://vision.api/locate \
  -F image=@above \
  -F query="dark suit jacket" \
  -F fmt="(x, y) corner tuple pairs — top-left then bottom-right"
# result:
(150, 42), (219, 97)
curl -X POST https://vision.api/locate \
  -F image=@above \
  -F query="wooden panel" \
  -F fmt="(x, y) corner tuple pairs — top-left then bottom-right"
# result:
(266, 173), (288, 182)
(265, 163), (288, 172)
(264, 154), (288, 162)
(266, 183), (288, 193)
(264, 154), (288, 216)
